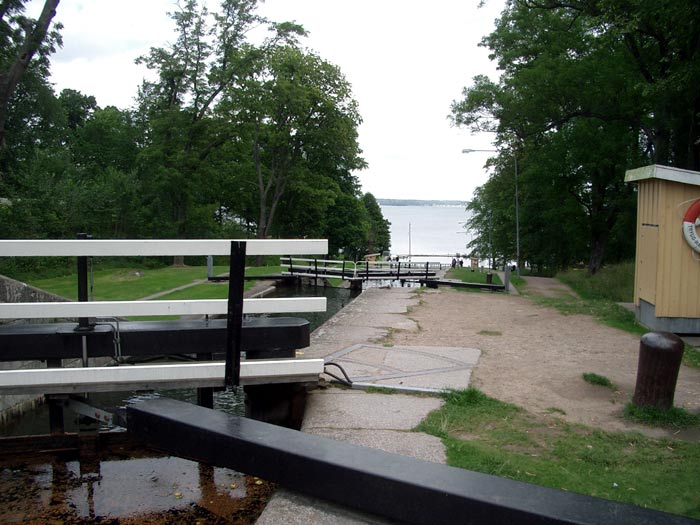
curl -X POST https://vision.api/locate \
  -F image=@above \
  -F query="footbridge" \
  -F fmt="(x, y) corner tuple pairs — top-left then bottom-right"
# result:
(281, 257), (445, 284)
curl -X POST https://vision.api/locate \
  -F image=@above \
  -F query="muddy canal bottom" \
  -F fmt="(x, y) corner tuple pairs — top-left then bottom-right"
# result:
(0, 437), (273, 524)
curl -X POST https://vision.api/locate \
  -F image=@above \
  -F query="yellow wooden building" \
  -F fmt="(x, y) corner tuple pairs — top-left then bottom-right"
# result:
(625, 164), (700, 333)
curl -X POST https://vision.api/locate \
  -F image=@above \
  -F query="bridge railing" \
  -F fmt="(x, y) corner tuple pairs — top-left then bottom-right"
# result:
(280, 257), (359, 279)
(281, 257), (444, 281)
(0, 238), (328, 394)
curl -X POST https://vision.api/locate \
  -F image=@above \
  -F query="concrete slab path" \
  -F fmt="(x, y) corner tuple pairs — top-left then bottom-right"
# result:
(257, 287), (477, 523)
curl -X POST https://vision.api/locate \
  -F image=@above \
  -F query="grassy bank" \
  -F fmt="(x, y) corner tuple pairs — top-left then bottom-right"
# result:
(23, 265), (283, 301)
(417, 388), (700, 519)
(447, 267), (502, 286)
(557, 262), (635, 303)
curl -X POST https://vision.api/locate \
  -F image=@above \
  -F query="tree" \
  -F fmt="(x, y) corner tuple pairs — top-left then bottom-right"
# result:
(222, 44), (365, 244)
(134, 0), (263, 240)
(324, 193), (369, 260)
(0, 0), (61, 151)
(134, 0), (309, 243)
(520, 0), (700, 170)
(58, 88), (96, 131)
(361, 193), (390, 255)
(452, 1), (650, 273)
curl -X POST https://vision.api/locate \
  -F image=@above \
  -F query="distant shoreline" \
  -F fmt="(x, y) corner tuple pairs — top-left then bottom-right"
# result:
(377, 199), (468, 207)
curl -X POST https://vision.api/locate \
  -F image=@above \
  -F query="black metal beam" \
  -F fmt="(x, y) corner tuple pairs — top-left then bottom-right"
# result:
(127, 398), (695, 525)
(421, 279), (505, 291)
(0, 317), (308, 361)
(225, 241), (246, 388)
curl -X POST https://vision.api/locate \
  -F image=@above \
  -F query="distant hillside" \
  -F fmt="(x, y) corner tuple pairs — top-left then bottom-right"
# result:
(377, 199), (468, 207)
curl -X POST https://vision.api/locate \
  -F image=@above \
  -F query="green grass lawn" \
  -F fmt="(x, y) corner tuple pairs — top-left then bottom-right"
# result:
(28, 265), (229, 301)
(447, 267), (502, 286)
(26, 264), (283, 321)
(417, 388), (700, 519)
(25, 265), (282, 301)
(557, 262), (635, 303)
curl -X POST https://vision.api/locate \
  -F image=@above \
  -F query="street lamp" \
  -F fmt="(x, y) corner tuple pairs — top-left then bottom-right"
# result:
(462, 147), (520, 276)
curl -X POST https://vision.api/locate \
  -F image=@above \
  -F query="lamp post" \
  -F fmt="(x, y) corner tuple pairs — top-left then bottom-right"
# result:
(462, 147), (520, 276)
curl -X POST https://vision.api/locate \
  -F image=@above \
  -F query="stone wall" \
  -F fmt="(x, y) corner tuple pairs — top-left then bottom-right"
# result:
(0, 274), (69, 426)
(0, 274), (68, 319)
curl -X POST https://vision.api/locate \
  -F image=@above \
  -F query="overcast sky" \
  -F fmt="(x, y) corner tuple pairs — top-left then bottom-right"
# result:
(35, 0), (505, 201)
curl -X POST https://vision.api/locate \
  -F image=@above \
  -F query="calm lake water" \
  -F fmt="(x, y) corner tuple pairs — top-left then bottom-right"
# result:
(380, 205), (472, 263)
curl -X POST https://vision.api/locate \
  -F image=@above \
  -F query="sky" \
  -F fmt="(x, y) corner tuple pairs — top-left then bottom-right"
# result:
(32, 0), (505, 201)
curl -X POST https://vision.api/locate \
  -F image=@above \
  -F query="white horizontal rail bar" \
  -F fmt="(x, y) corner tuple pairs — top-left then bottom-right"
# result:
(281, 257), (350, 265)
(0, 239), (327, 257)
(0, 359), (325, 394)
(282, 272), (358, 280)
(0, 297), (327, 319)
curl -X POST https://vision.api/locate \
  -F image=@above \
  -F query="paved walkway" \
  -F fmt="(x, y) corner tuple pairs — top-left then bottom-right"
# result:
(257, 287), (479, 523)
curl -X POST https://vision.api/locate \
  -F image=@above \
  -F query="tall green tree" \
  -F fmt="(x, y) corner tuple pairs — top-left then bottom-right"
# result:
(135, 0), (261, 239)
(221, 44), (365, 243)
(134, 0), (309, 242)
(361, 192), (390, 256)
(453, 1), (652, 273)
(521, 0), (700, 169)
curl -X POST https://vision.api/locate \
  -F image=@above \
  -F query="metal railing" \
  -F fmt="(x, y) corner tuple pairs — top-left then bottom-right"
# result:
(280, 257), (444, 281)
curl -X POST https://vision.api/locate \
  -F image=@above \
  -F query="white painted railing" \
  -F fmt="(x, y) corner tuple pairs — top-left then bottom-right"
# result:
(0, 239), (328, 320)
(0, 297), (326, 319)
(0, 239), (327, 257)
(0, 360), (325, 394)
(0, 238), (329, 392)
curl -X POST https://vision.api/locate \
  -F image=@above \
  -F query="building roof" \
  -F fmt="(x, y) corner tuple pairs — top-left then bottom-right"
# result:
(625, 164), (700, 186)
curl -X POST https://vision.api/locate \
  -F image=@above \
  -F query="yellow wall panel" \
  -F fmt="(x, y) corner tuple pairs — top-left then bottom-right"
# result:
(655, 182), (700, 317)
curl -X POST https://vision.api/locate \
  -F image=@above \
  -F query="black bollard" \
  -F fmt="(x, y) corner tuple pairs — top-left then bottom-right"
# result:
(632, 332), (684, 410)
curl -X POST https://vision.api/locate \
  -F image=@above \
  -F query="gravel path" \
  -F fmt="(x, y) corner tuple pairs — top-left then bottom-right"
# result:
(391, 278), (700, 440)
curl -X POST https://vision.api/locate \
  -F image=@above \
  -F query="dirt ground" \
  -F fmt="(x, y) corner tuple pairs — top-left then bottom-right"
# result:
(391, 277), (700, 441)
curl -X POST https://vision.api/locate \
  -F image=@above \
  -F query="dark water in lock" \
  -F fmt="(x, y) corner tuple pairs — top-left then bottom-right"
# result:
(0, 284), (359, 523)
(259, 281), (361, 332)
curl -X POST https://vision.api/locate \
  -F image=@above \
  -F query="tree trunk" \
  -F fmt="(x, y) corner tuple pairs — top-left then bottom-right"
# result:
(587, 231), (608, 275)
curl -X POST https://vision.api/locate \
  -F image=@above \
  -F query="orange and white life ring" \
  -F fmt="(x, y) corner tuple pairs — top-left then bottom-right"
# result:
(682, 199), (700, 253)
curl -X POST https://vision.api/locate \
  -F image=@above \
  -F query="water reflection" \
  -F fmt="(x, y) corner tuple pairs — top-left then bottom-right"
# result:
(0, 447), (272, 523)
(259, 282), (361, 332)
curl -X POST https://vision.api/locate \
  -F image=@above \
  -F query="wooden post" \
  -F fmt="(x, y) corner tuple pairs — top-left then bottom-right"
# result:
(46, 359), (64, 435)
(76, 233), (92, 367)
(225, 241), (246, 389)
(633, 332), (684, 410)
(197, 352), (214, 408)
